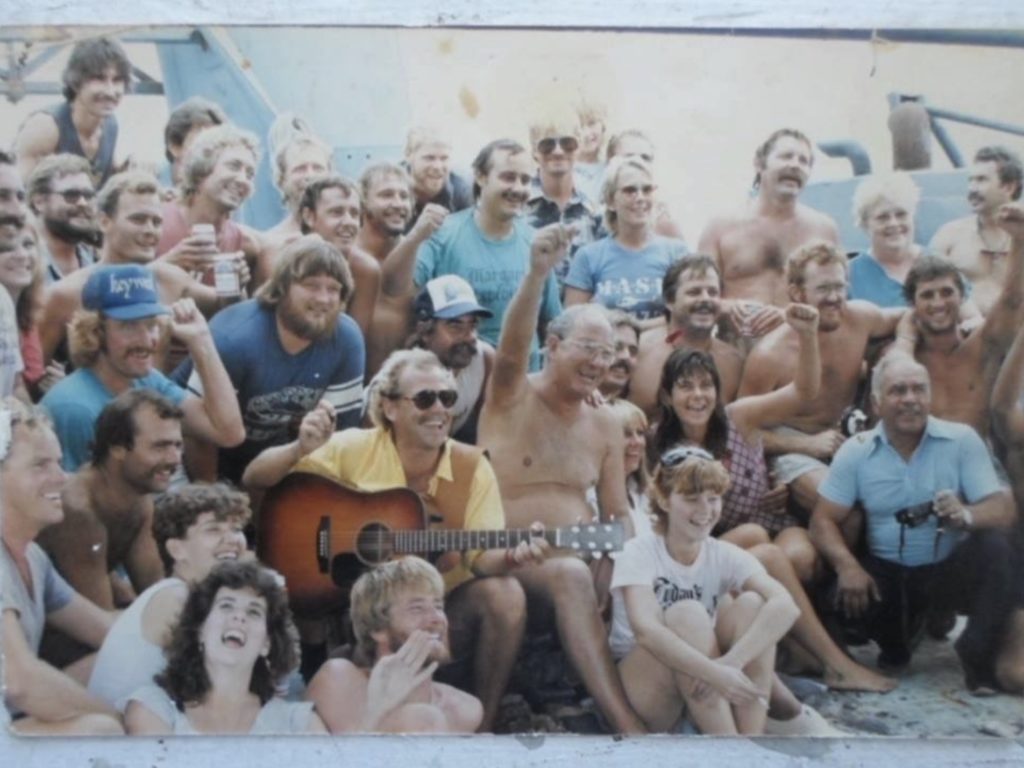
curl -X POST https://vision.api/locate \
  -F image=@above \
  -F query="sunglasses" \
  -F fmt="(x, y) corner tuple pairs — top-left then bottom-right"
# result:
(392, 389), (459, 410)
(660, 445), (714, 468)
(537, 136), (579, 155)
(50, 189), (95, 204)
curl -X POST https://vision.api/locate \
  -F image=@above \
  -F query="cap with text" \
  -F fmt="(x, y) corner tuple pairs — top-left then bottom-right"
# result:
(82, 264), (169, 321)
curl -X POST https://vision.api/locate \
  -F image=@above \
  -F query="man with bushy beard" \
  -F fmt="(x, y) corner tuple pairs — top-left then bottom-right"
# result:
(630, 255), (744, 418)
(27, 154), (100, 283)
(37, 389), (185, 664)
(173, 234), (364, 484)
(407, 275), (494, 444)
(739, 242), (903, 560)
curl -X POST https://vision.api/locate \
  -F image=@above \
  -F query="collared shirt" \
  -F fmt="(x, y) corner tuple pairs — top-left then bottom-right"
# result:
(819, 416), (1001, 566)
(525, 177), (601, 286)
(293, 427), (505, 592)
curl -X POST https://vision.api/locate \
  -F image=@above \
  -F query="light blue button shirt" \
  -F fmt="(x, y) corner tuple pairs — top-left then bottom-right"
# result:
(819, 416), (1001, 566)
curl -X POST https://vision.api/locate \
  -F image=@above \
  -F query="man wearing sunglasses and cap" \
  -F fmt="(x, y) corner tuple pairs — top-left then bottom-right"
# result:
(525, 116), (601, 287)
(41, 263), (244, 472)
(244, 348), (549, 732)
(407, 275), (495, 444)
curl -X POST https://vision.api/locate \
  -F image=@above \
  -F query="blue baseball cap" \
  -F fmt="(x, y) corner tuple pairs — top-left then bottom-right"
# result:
(82, 265), (169, 321)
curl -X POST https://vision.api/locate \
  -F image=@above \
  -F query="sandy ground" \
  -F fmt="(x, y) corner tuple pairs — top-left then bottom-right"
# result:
(815, 619), (1024, 739)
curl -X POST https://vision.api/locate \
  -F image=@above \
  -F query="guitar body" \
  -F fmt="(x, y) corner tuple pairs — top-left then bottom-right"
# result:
(257, 472), (425, 617)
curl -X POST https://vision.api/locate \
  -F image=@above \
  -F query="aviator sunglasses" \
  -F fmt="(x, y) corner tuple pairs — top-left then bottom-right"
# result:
(536, 136), (579, 155)
(390, 389), (459, 410)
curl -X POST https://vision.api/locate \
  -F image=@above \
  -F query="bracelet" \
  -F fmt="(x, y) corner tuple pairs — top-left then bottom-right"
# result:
(961, 507), (973, 529)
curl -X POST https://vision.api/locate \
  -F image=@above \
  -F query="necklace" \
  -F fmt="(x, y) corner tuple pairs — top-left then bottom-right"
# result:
(977, 216), (1010, 256)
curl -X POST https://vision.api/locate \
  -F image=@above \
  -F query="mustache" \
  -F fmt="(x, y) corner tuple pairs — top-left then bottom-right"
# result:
(0, 213), (26, 229)
(690, 301), (718, 314)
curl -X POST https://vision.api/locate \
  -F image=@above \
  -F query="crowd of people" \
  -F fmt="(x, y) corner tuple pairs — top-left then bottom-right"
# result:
(2, 34), (1024, 738)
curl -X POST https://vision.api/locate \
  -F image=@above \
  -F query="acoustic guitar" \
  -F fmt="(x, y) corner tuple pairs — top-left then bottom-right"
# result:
(257, 472), (625, 617)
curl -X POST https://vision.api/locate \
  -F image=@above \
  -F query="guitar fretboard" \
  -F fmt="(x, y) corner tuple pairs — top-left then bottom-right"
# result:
(390, 528), (557, 552)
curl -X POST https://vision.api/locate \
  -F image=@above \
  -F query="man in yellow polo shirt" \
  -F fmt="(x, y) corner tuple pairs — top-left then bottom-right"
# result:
(245, 348), (548, 731)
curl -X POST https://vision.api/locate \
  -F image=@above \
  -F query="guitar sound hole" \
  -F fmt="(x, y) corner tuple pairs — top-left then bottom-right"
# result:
(355, 522), (396, 566)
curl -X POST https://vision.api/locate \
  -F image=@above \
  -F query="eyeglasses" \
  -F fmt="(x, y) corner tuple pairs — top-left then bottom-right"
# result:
(50, 189), (95, 204)
(660, 445), (714, 468)
(390, 389), (459, 410)
(536, 136), (579, 155)
(565, 339), (616, 363)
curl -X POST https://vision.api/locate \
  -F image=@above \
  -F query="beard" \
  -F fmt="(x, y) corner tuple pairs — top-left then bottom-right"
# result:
(278, 295), (340, 341)
(364, 206), (409, 238)
(387, 627), (451, 665)
(438, 341), (477, 370)
(45, 215), (102, 247)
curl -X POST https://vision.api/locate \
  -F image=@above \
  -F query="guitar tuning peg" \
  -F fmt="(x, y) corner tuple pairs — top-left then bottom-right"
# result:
(592, 551), (604, 560)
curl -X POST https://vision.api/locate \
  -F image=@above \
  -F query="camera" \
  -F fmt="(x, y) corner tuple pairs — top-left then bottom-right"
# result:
(894, 501), (935, 528)
(840, 406), (869, 437)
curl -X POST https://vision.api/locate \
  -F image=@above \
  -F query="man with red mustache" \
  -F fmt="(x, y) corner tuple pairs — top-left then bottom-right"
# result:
(699, 128), (840, 342)
(40, 263), (243, 472)
(930, 146), (1024, 316)
(13, 37), (130, 188)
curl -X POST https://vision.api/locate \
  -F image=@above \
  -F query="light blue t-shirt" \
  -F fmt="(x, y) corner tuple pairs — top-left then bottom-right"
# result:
(818, 417), (1001, 566)
(564, 235), (688, 320)
(847, 251), (909, 308)
(41, 367), (187, 471)
(415, 208), (562, 369)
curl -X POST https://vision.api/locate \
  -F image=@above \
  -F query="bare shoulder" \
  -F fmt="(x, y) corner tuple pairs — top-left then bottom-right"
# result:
(308, 657), (367, 694)
(638, 324), (668, 353)
(434, 682), (483, 733)
(14, 111), (59, 154)
(151, 261), (193, 295)
(931, 215), (972, 244)
(748, 323), (794, 359)
(711, 336), (744, 364)
(59, 473), (98, 522)
(349, 246), (381, 275)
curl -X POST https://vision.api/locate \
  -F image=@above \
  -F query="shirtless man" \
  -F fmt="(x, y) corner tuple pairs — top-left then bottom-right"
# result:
(930, 146), (1023, 315)
(39, 170), (224, 371)
(298, 174), (381, 337)
(738, 242), (901, 551)
(901, 204), (1024, 441)
(479, 222), (647, 734)
(699, 128), (840, 338)
(355, 163), (432, 378)
(38, 390), (183, 615)
(988, 319), (1024, 694)
(13, 37), (130, 187)
(630, 255), (744, 418)
(1, 400), (122, 735)
(257, 128), (334, 283)
(307, 558), (483, 733)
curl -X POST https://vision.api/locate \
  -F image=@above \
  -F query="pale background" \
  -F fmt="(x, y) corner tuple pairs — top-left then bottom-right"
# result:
(3, 2), (1024, 767)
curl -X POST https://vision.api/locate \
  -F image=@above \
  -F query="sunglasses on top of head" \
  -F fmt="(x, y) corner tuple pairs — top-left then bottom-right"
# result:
(659, 445), (714, 468)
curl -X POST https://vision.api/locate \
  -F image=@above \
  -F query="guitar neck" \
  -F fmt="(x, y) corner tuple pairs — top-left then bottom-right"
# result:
(392, 528), (557, 553)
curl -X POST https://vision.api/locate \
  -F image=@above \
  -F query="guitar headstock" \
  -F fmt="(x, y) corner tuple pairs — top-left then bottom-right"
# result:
(558, 521), (625, 558)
